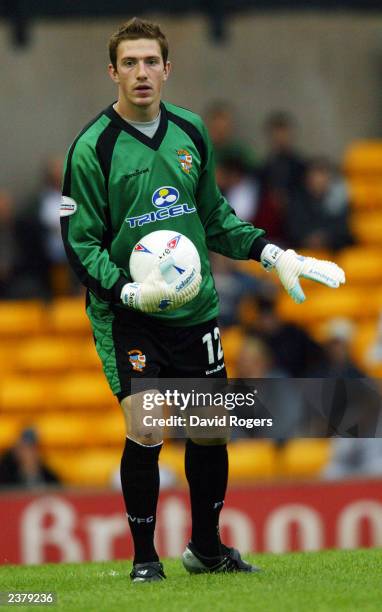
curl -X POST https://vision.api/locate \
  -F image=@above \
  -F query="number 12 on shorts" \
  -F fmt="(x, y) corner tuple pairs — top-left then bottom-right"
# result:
(202, 327), (224, 364)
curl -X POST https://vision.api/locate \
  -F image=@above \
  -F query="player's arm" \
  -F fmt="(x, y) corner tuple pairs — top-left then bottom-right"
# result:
(61, 139), (129, 303)
(61, 139), (200, 311)
(196, 123), (345, 303)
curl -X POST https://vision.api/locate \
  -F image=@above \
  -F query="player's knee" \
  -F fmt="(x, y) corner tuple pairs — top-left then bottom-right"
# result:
(190, 437), (230, 446)
(128, 427), (163, 446)
(120, 392), (164, 446)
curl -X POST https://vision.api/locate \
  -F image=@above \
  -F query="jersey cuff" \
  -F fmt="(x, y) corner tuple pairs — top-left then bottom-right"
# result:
(249, 236), (269, 262)
(113, 275), (130, 302)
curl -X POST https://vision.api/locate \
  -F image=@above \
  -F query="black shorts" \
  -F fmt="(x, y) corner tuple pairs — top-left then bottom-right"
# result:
(90, 306), (227, 402)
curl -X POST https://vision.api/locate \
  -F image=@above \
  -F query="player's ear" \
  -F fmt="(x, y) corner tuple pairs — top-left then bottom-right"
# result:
(108, 63), (120, 84)
(163, 61), (171, 82)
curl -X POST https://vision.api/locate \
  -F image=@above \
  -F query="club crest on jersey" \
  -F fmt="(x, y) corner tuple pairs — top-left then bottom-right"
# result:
(177, 149), (193, 174)
(134, 243), (152, 254)
(152, 186), (179, 208)
(128, 349), (146, 372)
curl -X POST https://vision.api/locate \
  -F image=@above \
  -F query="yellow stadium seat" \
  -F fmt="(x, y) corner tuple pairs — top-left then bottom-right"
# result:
(349, 179), (382, 209)
(0, 301), (45, 337)
(34, 414), (94, 448)
(221, 326), (245, 377)
(54, 373), (115, 410)
(14, 338), (80, 374)
(76, 341), (103, 370)
(336, 247), (382, 284)
(44, 449), (121, 486)
(369, 363), (382, 377)
(0, 377), (53, 413)
(350, 211), (382, 246)
(0, 342), (18, 374)
(0, 416), (24, 449)
(278, 287), (381, 324)
(221, 326), (245, 360)
(278, 439), (331, 478)
(343, 140), (382, 176)
(91, 412), (126, 446)
(228, 440), (277, 481)
(12, 338), (101, 375)
(161, 441), (278, 483)
(48, 297), (90, 335)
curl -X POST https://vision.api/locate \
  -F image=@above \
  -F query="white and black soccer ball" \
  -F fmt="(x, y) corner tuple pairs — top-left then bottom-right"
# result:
(129, 230), (201, 283)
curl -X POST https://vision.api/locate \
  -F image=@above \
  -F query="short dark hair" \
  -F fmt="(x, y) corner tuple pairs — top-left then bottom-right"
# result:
(306, 156), (333, 174)
(265, 111), (295, 132)
(109, 17), (169, 69)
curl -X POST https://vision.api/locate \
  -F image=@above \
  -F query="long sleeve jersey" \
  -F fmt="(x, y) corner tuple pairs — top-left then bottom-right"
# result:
(61, 100), (265, 326)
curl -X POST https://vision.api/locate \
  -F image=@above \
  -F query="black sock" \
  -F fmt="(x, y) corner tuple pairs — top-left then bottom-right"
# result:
(185, 439), (228, 557)
(120, 437), (162, 564)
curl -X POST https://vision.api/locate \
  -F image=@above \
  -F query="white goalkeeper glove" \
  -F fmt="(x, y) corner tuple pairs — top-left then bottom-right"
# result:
(260, 244), (345, 304)
(121, 257), (202, 313)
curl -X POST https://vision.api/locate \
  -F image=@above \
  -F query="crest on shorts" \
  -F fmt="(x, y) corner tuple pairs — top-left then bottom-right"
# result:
(177, 149), (193, 174)
(128, 349), (146, 372)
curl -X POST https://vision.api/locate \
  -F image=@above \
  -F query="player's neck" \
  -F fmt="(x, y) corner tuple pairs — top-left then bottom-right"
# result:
(114, 98), (161, 123)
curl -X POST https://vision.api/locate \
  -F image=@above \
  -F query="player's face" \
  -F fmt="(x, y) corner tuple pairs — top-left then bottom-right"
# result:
(109, 39), (170, 119)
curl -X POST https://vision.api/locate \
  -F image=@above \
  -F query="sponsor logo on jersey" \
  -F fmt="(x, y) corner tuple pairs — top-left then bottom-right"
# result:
(125, 202), (196, 228)
(125, 168), (149, 180)
(177, 149), (193, 173)
(60, 196), (77, 217)
(128, 349), (146, 372)
(152, 186), (179, 208)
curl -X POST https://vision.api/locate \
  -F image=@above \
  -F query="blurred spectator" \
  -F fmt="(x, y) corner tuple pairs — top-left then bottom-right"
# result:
(308, 318), (364, 378)
(257, 112), (307, 244)
(322, 438), (382, 479)
(234, 336), (303, 438)
(216, 151), (260, 222)
(367, 312), (382, 366)
(205, 101), (258, 170)
(13, 156), (78, 299)
(0, 428), (60, 489)
(235, 335), (287, 379)
(0, 190), (15, 298)
(38, 156), (67, 266)
(210, 253), (261, 327)
(261, 111), (306, 206)
(243, 295), (324, 377)
(252, 187), (286, 244)
(286, 157), (354, 251)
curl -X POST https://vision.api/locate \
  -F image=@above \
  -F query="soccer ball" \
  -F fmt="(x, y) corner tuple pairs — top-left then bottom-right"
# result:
(129, 230), (201, 283)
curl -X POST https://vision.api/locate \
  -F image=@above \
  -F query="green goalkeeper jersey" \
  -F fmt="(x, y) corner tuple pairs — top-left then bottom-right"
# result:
(61, 100), (265, 326)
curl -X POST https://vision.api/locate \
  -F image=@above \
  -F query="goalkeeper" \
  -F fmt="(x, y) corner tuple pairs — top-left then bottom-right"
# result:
(60, 17), (345, 583)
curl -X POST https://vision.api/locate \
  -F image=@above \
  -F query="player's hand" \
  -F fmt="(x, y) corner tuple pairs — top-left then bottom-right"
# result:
(260, 244), (345, 304)
(120, 257), (202, 313)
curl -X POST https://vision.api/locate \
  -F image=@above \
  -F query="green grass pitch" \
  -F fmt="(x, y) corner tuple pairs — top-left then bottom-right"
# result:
(0, 549), (381, 611)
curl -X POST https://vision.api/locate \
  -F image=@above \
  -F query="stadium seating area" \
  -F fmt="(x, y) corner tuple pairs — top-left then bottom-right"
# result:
(0, 140), (381, 487)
